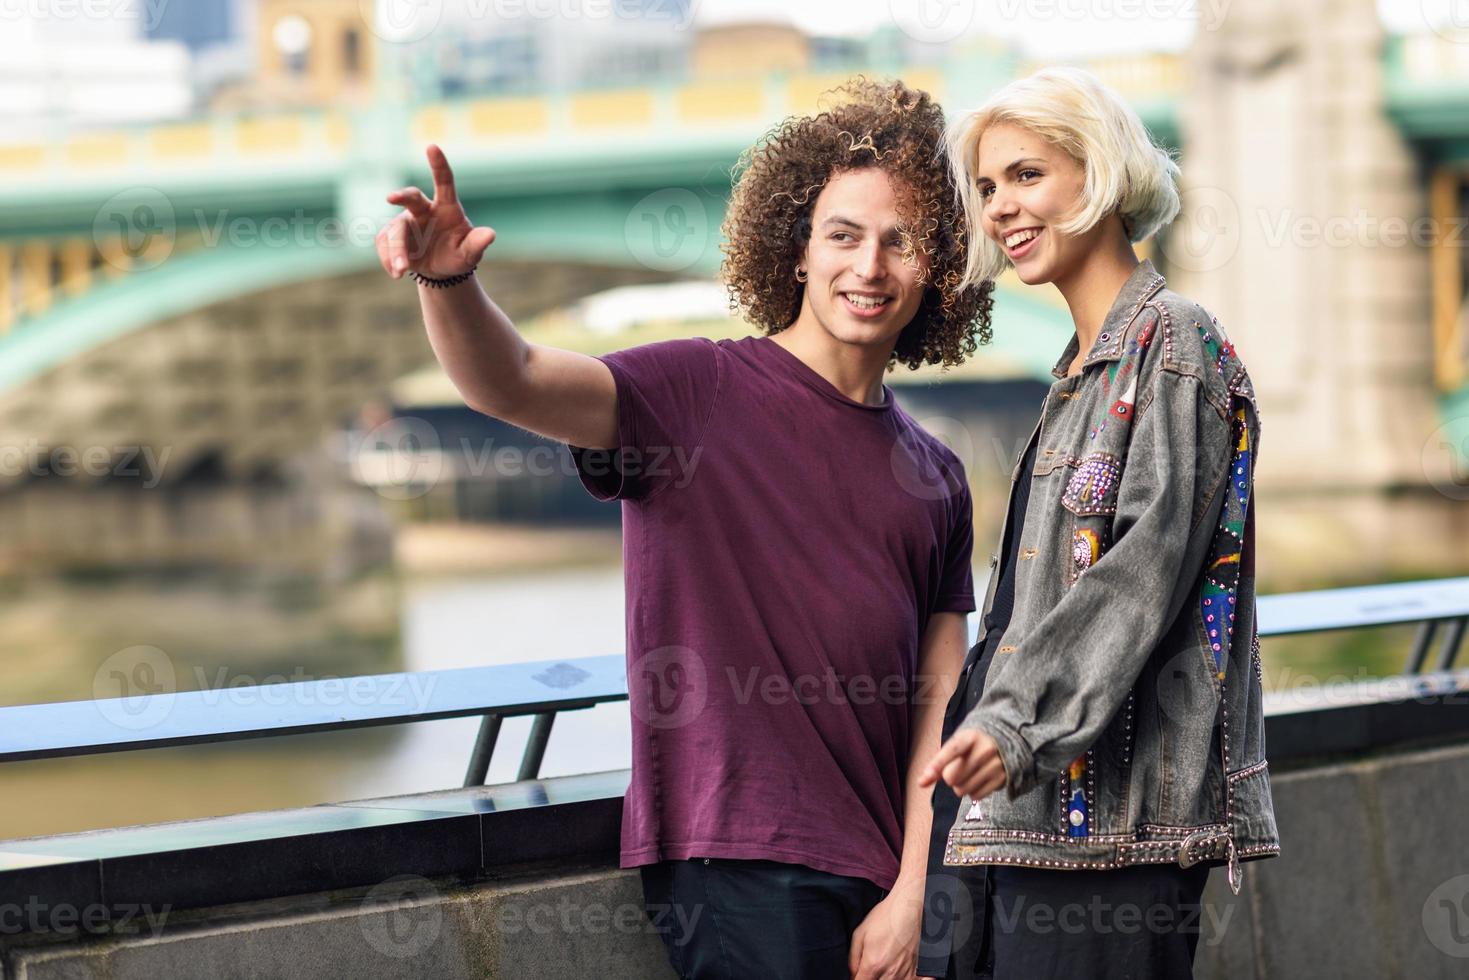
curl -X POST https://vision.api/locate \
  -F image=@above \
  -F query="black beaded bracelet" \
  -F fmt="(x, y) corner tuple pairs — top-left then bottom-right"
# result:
(409, 268), (477, 288)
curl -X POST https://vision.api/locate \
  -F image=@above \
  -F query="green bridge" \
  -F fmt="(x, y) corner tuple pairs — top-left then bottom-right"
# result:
(0, 22), (1467, 577)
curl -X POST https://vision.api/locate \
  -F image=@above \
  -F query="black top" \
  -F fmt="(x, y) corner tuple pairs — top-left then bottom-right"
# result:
(918, 429), (1039, 976)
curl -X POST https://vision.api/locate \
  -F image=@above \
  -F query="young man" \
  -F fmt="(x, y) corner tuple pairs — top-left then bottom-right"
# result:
(376, 79), (992, 979)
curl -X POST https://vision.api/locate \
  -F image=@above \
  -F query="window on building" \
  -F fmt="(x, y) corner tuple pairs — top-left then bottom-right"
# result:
(273, 15), (313, 78)
(446, 34), (540, 96)
(343, 28), (361, 77)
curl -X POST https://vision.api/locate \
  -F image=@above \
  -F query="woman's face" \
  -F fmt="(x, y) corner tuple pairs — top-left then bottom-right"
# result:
(973, 121), (1100, 287)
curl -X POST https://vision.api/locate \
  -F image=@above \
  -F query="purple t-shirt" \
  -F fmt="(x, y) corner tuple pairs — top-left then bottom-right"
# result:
(570, 334), (974, 889)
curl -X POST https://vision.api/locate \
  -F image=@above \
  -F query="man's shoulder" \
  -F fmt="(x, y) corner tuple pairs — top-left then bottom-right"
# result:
(609, 336), (720, 361)
(603, 336), (723, 382)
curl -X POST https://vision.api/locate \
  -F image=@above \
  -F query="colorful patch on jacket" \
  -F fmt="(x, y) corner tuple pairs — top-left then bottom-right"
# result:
(1088, 314), (1157, 441)
(1071, 528), (1101, 580)
(1062, 453), (1122, 515)
(1199, 317), (1237, 378)
(1109, 378), (1137, 420)
(1066, 755), (1089, 837)
(1200, 406), (1253, 679)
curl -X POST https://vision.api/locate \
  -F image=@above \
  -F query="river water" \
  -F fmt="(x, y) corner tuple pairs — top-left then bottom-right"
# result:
(0, 564), (637, 841)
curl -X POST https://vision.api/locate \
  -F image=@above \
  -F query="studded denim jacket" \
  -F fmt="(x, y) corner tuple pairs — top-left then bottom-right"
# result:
(944, 260), (1279, 892)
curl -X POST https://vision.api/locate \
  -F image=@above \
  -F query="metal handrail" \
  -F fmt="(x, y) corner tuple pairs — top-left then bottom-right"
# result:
(0, 656), (628, 787)
(1, 577), (1466, 785)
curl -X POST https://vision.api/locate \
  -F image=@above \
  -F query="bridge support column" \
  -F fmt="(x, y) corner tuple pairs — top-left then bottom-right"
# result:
(1169, 0), (1467, 582)
(19, 241), (52, 318)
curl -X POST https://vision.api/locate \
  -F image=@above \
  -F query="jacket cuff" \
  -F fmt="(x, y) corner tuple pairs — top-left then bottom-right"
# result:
(955, 712), (1037, 799)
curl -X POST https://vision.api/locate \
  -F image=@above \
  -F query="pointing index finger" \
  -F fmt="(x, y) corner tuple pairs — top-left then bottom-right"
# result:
(918, 739), (959, 786)
(427, 144), (458, 206)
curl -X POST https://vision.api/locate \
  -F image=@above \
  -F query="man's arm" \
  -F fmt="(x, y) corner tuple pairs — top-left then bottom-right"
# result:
(376, 145), (618, 450)
(849, 610), (968, 980)
(414, 277), (618, 449)
(898, 611), (969, 893)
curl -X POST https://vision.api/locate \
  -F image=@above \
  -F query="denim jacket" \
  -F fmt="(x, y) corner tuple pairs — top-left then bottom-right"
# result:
(944, 260), (1279, 893)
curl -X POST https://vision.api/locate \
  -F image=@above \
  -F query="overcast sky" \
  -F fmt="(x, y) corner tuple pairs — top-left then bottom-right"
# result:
(696, 0), (1454, 57)
(0, 0), (1448, 59)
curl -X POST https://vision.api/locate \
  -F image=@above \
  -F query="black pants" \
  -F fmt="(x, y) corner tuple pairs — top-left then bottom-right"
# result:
(639, 857), (887, 980)
(936, 862), (1212, 980)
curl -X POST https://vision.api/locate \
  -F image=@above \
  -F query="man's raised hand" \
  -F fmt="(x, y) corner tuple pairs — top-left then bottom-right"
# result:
(377, 144), (497, 280)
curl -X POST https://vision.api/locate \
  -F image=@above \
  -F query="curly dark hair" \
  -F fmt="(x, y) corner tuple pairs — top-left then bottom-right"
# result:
(720, 77), (994, 370)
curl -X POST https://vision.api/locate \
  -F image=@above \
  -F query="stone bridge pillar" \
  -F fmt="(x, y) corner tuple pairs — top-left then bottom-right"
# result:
(1167, 0), (1466, 581)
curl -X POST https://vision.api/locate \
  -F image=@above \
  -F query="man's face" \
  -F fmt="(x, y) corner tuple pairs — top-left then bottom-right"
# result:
(797, 167), (930, 351)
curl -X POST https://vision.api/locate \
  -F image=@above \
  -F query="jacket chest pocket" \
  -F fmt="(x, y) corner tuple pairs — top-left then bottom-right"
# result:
(1061, 452), (1123, 517)
(1050, 451), (1124, 585)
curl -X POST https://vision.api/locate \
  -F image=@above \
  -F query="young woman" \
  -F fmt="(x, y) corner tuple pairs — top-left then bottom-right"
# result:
(915, 67), (1279, 979)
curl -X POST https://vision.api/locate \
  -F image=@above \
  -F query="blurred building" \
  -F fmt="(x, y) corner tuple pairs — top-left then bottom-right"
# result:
(0, 0), (1465, 584)
(0, 8), (193, 136)
(403, 0), (694, 100)
(692, 22), (809, 78)
(244, 0), (374, 108)
(145, 0), (255, 109)
(194, 0), (951, 111)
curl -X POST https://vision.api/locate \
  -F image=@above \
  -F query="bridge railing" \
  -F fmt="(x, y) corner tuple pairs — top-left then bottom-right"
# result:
(1, 576), (1467, 789)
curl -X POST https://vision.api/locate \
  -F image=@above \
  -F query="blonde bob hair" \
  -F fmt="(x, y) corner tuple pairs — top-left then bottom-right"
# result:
(945, 66), (1181, 288)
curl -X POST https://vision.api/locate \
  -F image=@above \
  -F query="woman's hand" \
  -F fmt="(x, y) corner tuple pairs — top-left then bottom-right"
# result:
(376, 144), (497, 280)
(916, 728), (1008, 801)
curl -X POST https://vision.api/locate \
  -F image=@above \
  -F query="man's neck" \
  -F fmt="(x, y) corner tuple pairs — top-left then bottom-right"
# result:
(770, 314), (894, 406)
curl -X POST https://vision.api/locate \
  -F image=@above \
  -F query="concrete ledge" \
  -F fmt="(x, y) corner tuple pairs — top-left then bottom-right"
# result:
(9, 684), (1469, 977)
(1194, 740), (1469, 980)
(4, 865), (674, 980)
(0, 772), (627, 924)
